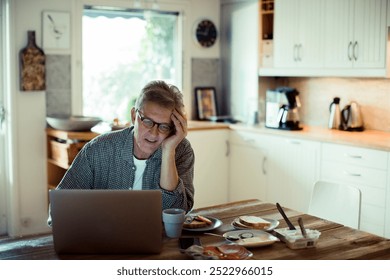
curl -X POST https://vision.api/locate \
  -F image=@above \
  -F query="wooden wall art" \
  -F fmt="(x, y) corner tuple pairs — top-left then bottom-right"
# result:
(19, 30), (46, 91)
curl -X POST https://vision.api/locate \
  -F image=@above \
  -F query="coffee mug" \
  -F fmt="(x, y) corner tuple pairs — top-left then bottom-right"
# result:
(162, 208), (185, 238)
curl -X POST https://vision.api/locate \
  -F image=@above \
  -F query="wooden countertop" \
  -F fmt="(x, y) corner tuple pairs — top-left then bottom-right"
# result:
(188, 120), (230, 131)
(47, 121), (390, 151)
(230, 124), (390, 151)
(1, 200), (389, 260)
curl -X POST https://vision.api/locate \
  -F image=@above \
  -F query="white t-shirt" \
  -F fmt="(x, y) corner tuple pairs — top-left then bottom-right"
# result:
(132, 156), (147, 190)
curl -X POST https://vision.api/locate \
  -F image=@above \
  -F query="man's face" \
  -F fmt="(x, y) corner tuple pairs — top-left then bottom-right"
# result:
(131, 102), (173, 159)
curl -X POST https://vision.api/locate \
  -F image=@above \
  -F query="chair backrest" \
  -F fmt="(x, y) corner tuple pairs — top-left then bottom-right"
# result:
(308, 180), (361, 229)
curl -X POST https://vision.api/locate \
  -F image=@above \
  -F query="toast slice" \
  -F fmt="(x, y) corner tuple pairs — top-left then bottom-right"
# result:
(183, 220), (208, 229)
(238, 216), (271, 229)
(183, 215), (213, 229)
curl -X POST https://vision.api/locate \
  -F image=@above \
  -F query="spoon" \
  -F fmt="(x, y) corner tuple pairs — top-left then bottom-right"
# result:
(204, 232), (240, 241)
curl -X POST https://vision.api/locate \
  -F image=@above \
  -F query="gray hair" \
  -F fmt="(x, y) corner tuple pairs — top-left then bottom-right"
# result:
(135, 80), (185, 115)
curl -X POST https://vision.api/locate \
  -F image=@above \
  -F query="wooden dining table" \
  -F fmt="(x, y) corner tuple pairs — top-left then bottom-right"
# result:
(1, 199), (390, 260)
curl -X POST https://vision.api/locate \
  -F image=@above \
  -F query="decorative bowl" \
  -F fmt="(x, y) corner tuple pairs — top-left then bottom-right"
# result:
(46, 115), (102, 131)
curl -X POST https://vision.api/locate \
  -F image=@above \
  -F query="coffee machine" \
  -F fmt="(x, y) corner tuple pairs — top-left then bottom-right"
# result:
(265, 87), (302, 130)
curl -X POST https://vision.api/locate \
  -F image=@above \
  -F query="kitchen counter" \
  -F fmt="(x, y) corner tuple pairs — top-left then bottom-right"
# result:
(188, 120), (230, 131)
(230, 123), (390, 151)
(48, 121), (390, 151)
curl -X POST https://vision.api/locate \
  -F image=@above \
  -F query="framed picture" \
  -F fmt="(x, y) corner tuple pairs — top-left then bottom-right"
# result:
(195, 87), (217, 120)
(42, 11), (70, 52)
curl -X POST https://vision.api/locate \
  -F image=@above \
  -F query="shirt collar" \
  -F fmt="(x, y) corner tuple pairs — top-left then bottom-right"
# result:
(121, 126), (162, 163)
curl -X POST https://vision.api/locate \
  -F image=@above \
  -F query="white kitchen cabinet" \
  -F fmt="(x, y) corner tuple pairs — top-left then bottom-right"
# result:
(388, 0), (390, 26)
(261, 0), (388, 77)
(228, 130), (321, 213)
(320, 143), (388, 236)
(274, 0), (323, 68)
(228, 130), (271, 202)
(186, 129), (229, 208)
(266, 136), (321, 213)
(386, 154), (390, 238)
(323, 0), (387, 69)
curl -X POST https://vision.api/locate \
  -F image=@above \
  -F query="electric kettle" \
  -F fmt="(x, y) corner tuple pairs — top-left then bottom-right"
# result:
(328, 97), (341, 129)
(340, 101), (364, 131)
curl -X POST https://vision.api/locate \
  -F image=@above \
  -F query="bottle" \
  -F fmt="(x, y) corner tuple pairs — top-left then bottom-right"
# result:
(19, 30), (46, 91)
(328, 97), (341, 129)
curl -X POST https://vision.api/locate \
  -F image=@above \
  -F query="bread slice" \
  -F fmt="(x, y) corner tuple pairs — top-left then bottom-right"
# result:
(195, 215), (212, 225)
(183, 219), (208, 229)
(183, 215), (212, 229)
(238, 216), (271, 229)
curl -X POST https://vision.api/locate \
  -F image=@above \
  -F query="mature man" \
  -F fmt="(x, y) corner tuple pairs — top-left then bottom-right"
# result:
(52, 80), (194, 212)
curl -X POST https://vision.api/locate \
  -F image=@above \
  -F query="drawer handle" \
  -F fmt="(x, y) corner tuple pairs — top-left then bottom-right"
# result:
(244, 138), (255, 144)
(345, 153), (362, 159)
(344, 171), (362, 177)
(288, 140), (301, 145)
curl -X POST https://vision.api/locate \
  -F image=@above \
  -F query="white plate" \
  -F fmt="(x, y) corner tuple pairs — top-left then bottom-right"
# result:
(231, 217), (279, 232)
(182, 217), (223, 232)
(223, 230), (279, 248)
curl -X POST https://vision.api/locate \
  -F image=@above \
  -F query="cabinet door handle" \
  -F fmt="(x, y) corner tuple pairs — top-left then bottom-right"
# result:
(0, 106), (5, 131)
(348, 41), (353, 61)
(353, 41), (358, 61)
(225, 140), (230, 157)
(262, 156), (267, 175)
(293, 44), (298, 62)
(297, 44), (302, 62)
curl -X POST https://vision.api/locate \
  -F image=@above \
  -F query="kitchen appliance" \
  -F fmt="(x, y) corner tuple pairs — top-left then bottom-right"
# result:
(340, 101), (364, 131)
(265, 87), (302, 130)
(328, 97), (342, 129)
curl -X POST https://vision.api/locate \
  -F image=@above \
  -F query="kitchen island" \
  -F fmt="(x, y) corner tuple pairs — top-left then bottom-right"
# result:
(1, 200), (389, 260)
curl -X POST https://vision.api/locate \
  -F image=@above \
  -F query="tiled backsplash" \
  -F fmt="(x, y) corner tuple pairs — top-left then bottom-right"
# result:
(45, 55), (71, 116)
(191, 58), (222, 119)
(260, 77), (390, 133)
(288, 77), (390, 132)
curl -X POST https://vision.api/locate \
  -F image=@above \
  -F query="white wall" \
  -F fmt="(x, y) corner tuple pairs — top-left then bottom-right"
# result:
(7, 0), (220, 236)
(8, 0), (73, 236)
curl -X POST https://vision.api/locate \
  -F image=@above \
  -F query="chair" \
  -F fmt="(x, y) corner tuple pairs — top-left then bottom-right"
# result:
(308, 180), (361, 229)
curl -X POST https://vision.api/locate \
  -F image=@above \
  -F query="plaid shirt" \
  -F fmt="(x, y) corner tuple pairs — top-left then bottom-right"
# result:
(56, 126), (195, 211)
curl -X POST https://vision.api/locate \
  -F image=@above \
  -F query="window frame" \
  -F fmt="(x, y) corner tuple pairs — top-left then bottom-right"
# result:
(71, 0), (191, 118)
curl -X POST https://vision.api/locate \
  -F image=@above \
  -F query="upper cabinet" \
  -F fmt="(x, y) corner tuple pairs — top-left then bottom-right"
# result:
(274, 0), (323, 68)
(323, 0), (387, 69)
(260, 0), (389, 77)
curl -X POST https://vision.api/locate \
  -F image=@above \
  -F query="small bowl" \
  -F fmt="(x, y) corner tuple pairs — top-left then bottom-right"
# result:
(46, 115), (102, 131)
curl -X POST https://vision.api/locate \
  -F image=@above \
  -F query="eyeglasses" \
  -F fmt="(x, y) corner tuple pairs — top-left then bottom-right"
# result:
(136, 109), (173, 134)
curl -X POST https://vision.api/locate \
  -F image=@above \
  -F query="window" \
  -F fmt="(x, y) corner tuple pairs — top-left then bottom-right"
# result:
(82, 6), (180, 122)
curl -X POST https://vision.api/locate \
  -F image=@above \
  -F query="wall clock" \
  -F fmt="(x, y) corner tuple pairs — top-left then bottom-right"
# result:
(194, 19), (218, 48)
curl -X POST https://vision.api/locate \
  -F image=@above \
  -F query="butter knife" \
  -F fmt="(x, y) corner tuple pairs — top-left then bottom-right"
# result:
(298, 217), (308, 238)
(276, 203), (296, 230)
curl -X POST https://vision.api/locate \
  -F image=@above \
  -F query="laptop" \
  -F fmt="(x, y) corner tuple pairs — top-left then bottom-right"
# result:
(49, 189), (163, 255)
